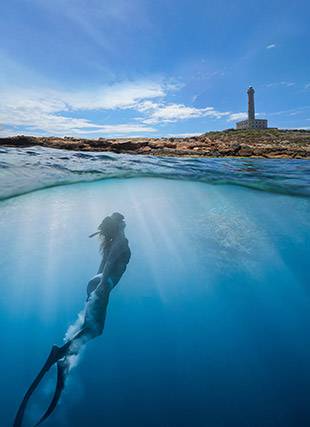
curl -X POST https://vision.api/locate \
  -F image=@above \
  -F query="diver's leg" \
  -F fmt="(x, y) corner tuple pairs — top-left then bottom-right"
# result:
(53, 329), (87, 358)
(55, 279), (112, 359)
(59, 279), (113, 355)
(83, 282), (111, 338)
(86, 274), (102, 300)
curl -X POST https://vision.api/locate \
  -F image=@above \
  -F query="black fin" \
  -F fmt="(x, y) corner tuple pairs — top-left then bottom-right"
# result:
(13, 344), (69, 427)
(34, 359), (68, 426)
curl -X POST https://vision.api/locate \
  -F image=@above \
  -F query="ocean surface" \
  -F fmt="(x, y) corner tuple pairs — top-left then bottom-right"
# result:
(0, 146), (310, 427)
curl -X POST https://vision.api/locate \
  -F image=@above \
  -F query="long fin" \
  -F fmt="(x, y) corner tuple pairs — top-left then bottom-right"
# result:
(34, 359), (68, 426)
(13, 343), (71, 427)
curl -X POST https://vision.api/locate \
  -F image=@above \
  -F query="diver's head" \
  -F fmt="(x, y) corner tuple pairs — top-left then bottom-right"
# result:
(95, 212), (126, 242)
(111, 212), (125, 223)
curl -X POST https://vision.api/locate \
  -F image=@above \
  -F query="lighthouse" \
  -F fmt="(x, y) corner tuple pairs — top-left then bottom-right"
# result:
(236, 87), (268, 129)
(247, 86), (255, 124)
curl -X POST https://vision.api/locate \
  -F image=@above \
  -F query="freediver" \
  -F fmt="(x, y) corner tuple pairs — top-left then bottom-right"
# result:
(14, 212), (131, 427)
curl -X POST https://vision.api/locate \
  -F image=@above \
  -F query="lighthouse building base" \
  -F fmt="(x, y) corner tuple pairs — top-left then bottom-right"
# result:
(236, 119), (268, 130)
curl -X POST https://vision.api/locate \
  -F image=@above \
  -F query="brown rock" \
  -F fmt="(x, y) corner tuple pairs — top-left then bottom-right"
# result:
(238, 146), (254, 156)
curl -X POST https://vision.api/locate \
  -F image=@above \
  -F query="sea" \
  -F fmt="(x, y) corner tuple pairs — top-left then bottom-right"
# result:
(0, 146), (309, 427)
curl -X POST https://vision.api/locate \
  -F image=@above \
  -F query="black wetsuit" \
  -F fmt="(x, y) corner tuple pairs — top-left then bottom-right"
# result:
(84, 232), (131, 336)
(87, 232), (131, 297)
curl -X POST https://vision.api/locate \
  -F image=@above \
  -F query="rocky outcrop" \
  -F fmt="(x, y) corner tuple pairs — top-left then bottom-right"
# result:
(1, 129), (310, 159)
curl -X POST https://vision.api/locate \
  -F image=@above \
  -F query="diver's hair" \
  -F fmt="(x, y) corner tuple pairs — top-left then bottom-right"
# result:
(97, 213), (125, 254)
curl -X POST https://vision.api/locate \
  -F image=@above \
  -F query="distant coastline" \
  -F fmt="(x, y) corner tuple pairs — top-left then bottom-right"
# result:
(1, 129), (310, 159)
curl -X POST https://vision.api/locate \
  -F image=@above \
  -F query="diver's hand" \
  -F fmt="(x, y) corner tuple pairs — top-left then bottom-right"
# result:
(89, 231), (100, 238)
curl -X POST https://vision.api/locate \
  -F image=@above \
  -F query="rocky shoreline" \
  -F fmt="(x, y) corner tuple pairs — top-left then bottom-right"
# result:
(1, 129), (310, 159)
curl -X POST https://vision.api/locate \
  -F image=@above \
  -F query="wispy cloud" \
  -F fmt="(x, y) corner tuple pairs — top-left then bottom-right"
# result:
(34, 0), (151, 55)
(265, 81), (295, 88)
(0, 79), (247, 136)
(269, 106), (310, 116)
(266, 43), (276, 49)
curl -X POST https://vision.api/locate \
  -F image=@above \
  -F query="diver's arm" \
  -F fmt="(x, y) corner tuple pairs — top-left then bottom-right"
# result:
(97, 238), (121, 274)
(97, 257), (105, 274)
(99, 261), (112, 286)
(99, 239), (120, 281)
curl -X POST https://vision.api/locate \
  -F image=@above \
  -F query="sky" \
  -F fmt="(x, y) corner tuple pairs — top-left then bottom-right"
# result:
(0, 0), (309, 138)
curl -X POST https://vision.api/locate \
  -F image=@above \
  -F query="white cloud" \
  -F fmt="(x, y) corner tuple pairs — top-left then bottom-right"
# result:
(282, 126), (310, 130)
(135, 100), (161, 112)
(227, 112), (248, 122)
(63, 81), (166, 110)
(266, 44), (276, 49)
(0, 81), (165, 136)
(168, 132), (202, 137)
(142, 103), (230, 124)
(84, 124), (156, 134)
(0, 101), (156, 135)
(0, 104), (156, 136)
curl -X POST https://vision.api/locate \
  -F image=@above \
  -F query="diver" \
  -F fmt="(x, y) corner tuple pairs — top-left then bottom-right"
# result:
(14, 212), (131, 427)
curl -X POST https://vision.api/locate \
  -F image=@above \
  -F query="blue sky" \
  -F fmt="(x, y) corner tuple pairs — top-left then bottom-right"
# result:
(0, 0), (309, 137)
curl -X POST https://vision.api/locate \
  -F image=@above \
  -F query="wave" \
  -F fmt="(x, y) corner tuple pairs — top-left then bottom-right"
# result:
(0, 146), (309, 201)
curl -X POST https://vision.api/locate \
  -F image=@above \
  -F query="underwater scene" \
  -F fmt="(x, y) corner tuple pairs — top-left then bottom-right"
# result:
(1, 147), (310, 427)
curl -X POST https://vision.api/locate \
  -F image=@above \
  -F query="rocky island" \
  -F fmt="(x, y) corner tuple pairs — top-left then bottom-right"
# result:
(1, 129), (310, 159)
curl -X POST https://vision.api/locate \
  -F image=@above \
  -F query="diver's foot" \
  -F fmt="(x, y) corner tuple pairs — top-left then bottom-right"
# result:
(50, 344), (69, 362)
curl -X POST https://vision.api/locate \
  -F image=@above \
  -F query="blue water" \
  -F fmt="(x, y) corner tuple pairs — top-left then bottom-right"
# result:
(0, 147), (310, 426)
